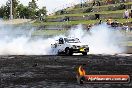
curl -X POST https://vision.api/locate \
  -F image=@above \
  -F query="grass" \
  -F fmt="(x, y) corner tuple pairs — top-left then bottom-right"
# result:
(116, 18), (132, 23)
(32, 29), (67, 35)
(127, 42), (132, 46)
(47, 1), (132, 19)
(33, 20), (98, 26)
(121, 41), (132, 46)
(33, 18), (132, 26)
(47, 9), (129, 19)
(32, 1), (132, 27)
(66, 2), (132, 12)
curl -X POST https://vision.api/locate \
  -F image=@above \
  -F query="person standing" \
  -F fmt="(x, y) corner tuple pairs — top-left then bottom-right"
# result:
(124, 9), (129, 19)
(130, 10), (132, 18)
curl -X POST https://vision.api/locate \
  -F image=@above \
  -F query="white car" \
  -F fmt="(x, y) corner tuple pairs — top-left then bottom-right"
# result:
(51, 37), (89, 55)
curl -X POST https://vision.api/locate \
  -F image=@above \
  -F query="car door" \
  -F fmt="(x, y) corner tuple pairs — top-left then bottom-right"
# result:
(57, 38), (65, 52)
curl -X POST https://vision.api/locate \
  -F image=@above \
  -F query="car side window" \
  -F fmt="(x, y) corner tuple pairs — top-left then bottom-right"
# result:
(59, 38), (64, 44)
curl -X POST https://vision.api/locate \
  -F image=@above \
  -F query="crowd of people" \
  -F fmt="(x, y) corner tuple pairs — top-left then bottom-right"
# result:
(53, 0), (132, 32)
(85, 18), (132, 32)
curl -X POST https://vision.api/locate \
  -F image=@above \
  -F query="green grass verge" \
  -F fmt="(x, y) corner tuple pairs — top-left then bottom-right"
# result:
(121, 41), (132, 46)
(32, 29), (67, 36)
(33, 18), (132, 26)
(47, 9), (128, 19)
(47, 1), (132, 19)
(66, 2), (132, 12)
(33, 20), (98, 26)
(57, 0), (132, 13)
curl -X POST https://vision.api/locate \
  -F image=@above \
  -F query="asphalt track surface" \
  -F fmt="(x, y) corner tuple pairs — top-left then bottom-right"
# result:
(0, 54), (132, 88)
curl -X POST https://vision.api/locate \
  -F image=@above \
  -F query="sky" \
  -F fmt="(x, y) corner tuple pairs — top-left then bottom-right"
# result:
(0, 0), (83, 14)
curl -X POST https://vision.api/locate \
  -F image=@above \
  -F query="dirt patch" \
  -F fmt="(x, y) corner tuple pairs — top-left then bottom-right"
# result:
(0, 55), (132, 88)
(2, 19), (32, 25)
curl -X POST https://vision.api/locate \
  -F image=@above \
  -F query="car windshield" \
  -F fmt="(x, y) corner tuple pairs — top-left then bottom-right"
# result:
(64, 38), (80, 43)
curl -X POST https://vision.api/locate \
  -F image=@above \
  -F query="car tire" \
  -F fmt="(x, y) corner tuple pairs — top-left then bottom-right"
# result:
(65, 48), (73, 55)
(57, 51), (60, 55)
(82, 52), (87, 55)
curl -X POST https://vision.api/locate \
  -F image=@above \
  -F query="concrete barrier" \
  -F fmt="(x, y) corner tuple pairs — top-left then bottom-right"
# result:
(47, 17), (63, 22)
(100, 13), (123, 19)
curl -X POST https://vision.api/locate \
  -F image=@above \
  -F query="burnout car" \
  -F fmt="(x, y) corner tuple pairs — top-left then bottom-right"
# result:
(51, 37), (89, 55)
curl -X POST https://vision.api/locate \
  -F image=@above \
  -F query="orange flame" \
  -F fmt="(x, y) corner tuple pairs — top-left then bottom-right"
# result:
(78, 65), (86, 76)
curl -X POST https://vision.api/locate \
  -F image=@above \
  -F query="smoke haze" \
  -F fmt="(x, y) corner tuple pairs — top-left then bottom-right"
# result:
(68, 24), (126, 54)
(0, 21), (126, 55)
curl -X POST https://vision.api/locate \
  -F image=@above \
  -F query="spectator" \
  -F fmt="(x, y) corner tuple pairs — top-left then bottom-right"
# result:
(111, 20), (119, 27)
(124, 9), (129, 19)
(92, 0), (96, 6)
(130, 26), (132, 31)
(98, 20), (102, 24)
(126, 26), (129, 32)
(129, 10), (132, 18)
(107, 19), (113, 25)
(60, 10), (64, 15)
(63, 16), (70, 21)
(95, 14), (100, 19)
(106, 0), (113, 4)
(97, 1), (101, 6)
(123, 25), (129, 32)
(120, 0), (124, 3)
(87, 25), (91, 31)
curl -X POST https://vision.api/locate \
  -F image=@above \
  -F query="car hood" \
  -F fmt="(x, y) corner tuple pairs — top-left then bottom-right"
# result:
(67, 43), (88, 46)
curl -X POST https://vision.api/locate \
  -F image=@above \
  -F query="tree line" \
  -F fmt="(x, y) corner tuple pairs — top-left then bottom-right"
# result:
(0, 0), (47, 20)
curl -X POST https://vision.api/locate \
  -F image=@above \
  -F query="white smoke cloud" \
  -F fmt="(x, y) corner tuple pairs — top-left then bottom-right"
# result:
(67, 24), (126, 54)
(0, 21), (126, 55)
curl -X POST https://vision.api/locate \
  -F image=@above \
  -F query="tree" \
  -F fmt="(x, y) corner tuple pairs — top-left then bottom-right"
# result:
(0, 0), (47, 20)
(0, 0), (19, 19)
(36, 7), (47, 21)
(0, 5), (10, 19)
(12, 0), (19, 18)
(17, 4), (27, 18)
(28, 0), (38, 10)
(28, 0), (38, 19)
(0, 0), (11, 19)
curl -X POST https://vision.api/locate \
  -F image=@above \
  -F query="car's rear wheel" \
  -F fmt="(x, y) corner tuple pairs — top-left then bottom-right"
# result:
(82, 52), (87, 55)
(65, 48), (73, 55)
(57, 51), (60, 55)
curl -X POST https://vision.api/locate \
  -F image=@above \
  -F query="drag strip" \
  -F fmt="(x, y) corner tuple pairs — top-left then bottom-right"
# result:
(0, 55), (132, 88)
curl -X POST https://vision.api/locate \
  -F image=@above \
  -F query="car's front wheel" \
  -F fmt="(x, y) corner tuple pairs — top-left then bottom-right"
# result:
(82, 52), (87, 55)
(65, 48), (73, 55)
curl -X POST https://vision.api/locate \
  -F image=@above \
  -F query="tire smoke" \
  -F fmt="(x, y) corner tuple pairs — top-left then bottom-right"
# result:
(68, 24), (126, 54)
(0, 21), (126, 55)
